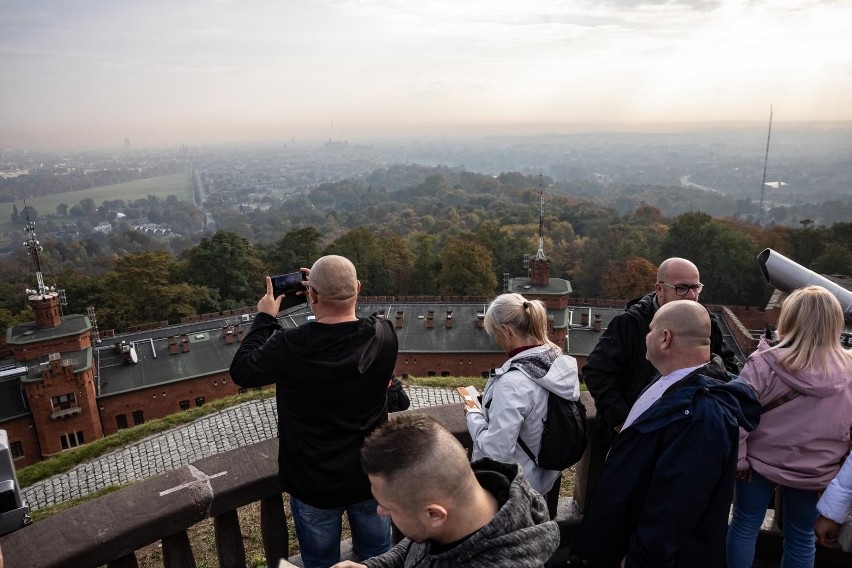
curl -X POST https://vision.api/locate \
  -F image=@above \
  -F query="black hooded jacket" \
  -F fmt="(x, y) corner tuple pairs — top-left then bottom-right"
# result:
(230, 312), (398, 507)
(582, 292), (739, 433)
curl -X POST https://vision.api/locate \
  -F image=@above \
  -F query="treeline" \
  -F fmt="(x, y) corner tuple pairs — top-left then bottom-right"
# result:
(0, 162), (185, 202)
(2, 167), (852, 335)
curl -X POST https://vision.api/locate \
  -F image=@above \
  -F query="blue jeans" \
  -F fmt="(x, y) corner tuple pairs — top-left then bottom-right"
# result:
(727, 470), (819, 568)
(290, 496), (391, 568)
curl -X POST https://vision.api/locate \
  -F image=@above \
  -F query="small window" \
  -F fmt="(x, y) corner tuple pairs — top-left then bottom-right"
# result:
(195, 396), (205, 407)
(441, 371), (451, 377)
(116, 414), (128, 430)
(179, 399), (190, 410)
(10, 441), (23, 459)
(76, 431), (84, 444)
(253, 387), (263, 392)
(427, 371), (436, 377)
(132, 410), (144, 425)
(51, 392), (77, 411)
(60, 435), (68, 450)
(237, 388), (247, 395)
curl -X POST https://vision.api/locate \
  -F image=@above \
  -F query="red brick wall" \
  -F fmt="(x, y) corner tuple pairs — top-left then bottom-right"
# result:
(1, 415), (42, 469)
(395, 353), (507, 379)
(11, 332), (91, 362)
(97, 371), (241, 436)
(24, 363), (102, 458)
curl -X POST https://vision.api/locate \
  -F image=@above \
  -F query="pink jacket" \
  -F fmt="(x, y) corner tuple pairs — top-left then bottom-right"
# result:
(738, 338), (852, 490)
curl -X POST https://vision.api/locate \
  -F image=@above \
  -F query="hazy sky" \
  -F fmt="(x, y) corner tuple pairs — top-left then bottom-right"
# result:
(2, 0), (851, 149)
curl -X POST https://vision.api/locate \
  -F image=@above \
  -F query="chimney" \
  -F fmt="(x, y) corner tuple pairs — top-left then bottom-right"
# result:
(224, 326), (234, 344)
(426, 310), (434, 329)
(181, 334), (190, 353)
(592, 314), (602, 332)
(395, 310), (404, 329)
(445, 310), (454, 329)
(168, 336), (179, 355)
(581, 312), (589, 327)
(475, 313), (485, 329)
(235, 327), (245, 342)
(48, 352), (62, 374)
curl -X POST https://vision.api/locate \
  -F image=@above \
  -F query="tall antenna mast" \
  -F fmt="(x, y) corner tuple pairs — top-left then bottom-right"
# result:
(23, 205), (49, 297)
(535, 173), (546, 260)
(759, 105), (774, 221)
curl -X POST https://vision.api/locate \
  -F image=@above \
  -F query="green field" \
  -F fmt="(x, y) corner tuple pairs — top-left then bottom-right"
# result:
(0, 172), (193, 230)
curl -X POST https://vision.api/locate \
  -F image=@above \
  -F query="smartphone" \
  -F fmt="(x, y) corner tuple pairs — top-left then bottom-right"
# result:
(271, 271), (306, 298)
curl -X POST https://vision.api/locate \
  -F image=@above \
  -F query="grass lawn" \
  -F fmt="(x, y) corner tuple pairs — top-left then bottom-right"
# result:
(0, 172), (193, 231)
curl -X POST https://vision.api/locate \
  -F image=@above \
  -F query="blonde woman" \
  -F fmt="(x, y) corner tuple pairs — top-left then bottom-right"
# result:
(727, 286), (852, 568)
(466, 293), (580, 515)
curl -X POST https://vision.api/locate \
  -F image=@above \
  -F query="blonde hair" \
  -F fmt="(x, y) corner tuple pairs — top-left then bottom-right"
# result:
(774, 286), (852, 374)
(483, 293), (560, 351)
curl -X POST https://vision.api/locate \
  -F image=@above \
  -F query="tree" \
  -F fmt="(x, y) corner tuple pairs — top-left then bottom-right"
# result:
(256, 226), (323, 275)
(659, 212), (770, 306)
(56, 203), (68, 217)
(379, 233), (415, 295)
(11, 204), (19, 223)
(182, 231), (266, 309)
(438, 237), (497, 296)
(323, 227), (388, 295)
(22, 205), (38, 220)
(811, 243), (852, 276)
(601, 257), (658, 300)
(79, 197), (97, 218)
(410, 233), (439, 295)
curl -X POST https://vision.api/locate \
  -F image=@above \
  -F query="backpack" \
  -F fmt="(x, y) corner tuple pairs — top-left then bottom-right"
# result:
(517, 390), (588, 471)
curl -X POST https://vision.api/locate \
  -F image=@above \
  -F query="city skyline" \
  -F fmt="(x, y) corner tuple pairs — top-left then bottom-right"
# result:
(2, 0), (852, 149)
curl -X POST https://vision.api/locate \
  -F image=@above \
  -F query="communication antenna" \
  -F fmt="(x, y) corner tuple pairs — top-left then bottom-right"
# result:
(22, 205), (48, 297)
(535, 174), (547, 260)
(759, 105), (774, 221)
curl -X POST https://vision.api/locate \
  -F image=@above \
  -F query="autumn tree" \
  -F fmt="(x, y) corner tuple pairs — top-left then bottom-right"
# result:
(256, 226), (323, 275)
(438, 237), (497, 296)
(601, 257), (658, 300)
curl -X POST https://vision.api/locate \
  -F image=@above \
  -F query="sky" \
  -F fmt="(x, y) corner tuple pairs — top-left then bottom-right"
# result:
(1, 0), (851, 149)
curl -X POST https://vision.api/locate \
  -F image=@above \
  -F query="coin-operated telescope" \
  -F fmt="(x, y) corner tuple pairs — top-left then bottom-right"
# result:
(0, 429), (30, 535)
(757, 248), (852, 324)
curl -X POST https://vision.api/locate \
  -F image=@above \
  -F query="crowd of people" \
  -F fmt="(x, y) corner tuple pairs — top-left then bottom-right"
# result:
(231, 254), (852, 568)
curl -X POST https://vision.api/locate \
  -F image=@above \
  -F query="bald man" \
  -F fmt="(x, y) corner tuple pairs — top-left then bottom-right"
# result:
(581, 258), (740, 499)
(231, 255), (399, 568)
(333, 413), (560, 568)
(572, 301), (760, 568)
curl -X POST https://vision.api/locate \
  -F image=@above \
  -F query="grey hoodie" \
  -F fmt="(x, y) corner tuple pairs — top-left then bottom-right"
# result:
(363, 459), (560, 568)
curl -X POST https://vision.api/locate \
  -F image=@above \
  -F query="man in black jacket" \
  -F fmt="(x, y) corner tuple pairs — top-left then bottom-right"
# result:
(581, 258), (739, 499)
(230, 255), (398, 568)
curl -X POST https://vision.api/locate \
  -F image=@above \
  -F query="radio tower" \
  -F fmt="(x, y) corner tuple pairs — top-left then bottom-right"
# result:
(23, 213), (49, 297)
(535, 174), (546, 261)
(758, 105), (774, 221)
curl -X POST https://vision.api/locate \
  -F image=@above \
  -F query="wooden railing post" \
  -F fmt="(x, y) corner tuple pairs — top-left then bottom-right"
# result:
(214, 509), (246, 568)
(261, 493), (288, 568)
(162, 530), (196, 568)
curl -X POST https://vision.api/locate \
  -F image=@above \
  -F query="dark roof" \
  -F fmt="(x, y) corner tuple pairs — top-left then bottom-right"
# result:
(20, 349), (93, 383)
(508, 276), (573, 295)
(356, 302), (499, 354)
(6, 314), (91, 346)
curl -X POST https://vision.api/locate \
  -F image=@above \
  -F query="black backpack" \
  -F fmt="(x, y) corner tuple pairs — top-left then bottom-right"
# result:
(517, 391), (588, 471)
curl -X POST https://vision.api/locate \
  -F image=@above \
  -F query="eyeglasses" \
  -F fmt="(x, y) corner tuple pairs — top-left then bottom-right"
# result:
(659, 282), (704, 296)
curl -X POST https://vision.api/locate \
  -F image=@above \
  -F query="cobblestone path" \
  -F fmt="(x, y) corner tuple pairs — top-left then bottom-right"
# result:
(22, 386), (461, 511)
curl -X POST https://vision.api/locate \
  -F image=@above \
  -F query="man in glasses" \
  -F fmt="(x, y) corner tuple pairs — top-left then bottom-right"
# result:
(581, 258), (739, 495)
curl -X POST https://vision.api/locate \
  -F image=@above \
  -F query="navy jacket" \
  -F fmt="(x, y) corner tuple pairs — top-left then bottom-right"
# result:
(573, 364), (760, 568)
(583, 292), (740, 433)
(230, 312), (398, 508)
